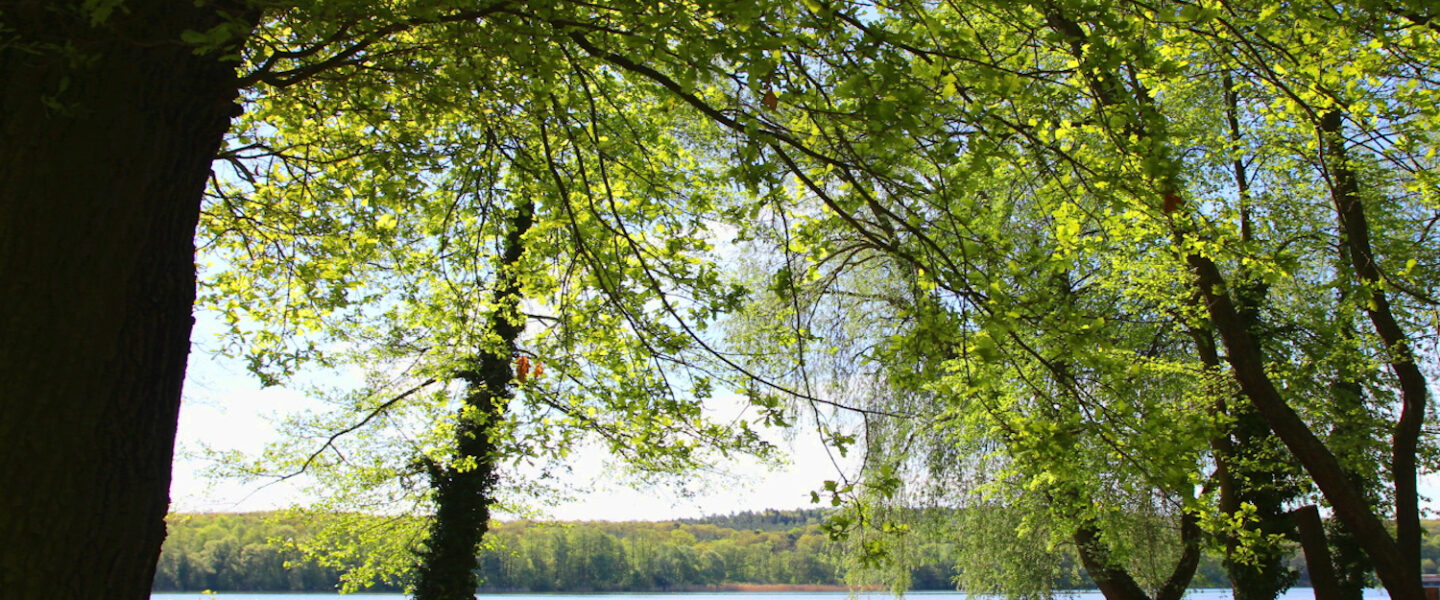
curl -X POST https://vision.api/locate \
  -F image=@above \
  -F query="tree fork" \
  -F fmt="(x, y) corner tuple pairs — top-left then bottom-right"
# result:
(1318, 109), (1428, 584)
(1070, 512), (1199, 600)
(1038, 6), (1419, 596)
(1188, 254), (1421, 600)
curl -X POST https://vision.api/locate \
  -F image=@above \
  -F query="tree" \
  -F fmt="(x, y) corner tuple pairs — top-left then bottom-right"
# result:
(6, 1), (791, 596)
(652, 1), (1439, 598)
(0, 3), (256, 599)
(200, 4), (788, 598)
(7, 3), (1435, 600)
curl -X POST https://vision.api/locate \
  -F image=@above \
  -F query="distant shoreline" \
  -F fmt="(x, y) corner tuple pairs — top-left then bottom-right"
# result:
(477, 585), (891, 594)
(717, 585), (887, 593)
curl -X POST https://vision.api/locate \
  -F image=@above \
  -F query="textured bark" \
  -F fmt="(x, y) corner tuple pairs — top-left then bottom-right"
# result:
(0, 3), (251, 599)
(412, 196), (536, 600)
(412, 382), (503, 600)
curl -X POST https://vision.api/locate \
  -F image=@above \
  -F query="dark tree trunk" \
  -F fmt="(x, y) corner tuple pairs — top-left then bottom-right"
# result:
(1188, 253), (1423, 600)
(1073, 523), (1153, 600)
(412, 196), (536, 600)
(1290, 505), (1345, 600)
(1201, 282), (1300, 599)
(1319, 110), (1428, 588)
(0, 3), (252, 599)
(1216, 408), (1299, 600)
(1189, 108), (1298, 599)
(1194, 357), (1299, 600)
(412, 382), (504, 600)
(1326, 329), (1381, 600)
(1187, 109), (1430, 600)
(1071, 513), (1200, 600)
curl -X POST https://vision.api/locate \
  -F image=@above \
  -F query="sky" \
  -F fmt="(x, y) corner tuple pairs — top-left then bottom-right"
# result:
(170, 322), (853, 521)
(171, 309), (1440, 522)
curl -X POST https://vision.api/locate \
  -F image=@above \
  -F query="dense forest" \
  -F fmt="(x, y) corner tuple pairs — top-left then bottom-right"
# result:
(152, 510), (1440, 593)
(153, 510), (857, 593)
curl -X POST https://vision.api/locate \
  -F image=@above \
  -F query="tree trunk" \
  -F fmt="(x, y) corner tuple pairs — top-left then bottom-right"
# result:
(412, 382), (504, 600)
(0, 3), (251, 599)
(1188, 253), (1423, 600)
(1290, 505), (1345, 600)
(1066, 507), (1199, 600)
(1318, 110), (1428, 588)
(412, 196), (536, 600)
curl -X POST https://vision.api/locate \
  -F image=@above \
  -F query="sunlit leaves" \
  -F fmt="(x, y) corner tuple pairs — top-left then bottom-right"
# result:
(703, 0), (1438, 594)
(198, 4), (793, 580)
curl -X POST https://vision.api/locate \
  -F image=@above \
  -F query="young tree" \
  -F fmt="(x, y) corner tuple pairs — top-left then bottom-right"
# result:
(201, 6), (782, 596)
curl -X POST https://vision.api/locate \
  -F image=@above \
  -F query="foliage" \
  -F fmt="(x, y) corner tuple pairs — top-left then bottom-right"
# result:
(152, 511), (871, 592)
(161, 511), (1440, 593)
(153, 513), (380, 592)
(183, 0), (1439, 597)
(197, 1), (789, 589)
(676, 0), (1440, 597)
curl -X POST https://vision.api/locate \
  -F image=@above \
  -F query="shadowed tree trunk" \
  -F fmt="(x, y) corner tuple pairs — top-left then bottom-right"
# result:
(1072, 513), (1200, 600)
(0, 3), (254, 600)
(1212, 80), (1301, 600)
(1291, 505), (1345, 600)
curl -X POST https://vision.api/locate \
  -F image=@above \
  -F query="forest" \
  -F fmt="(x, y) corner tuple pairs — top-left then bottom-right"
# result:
(148, 510), (1051, 592)
(152, 510), (1440, 593)
(3, 2), (1439, 600)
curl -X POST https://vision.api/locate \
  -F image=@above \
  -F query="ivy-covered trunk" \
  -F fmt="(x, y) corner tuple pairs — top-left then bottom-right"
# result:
(412, 382), (505, 600)
(1212, 81), (1302, 600)
(412, 196), (535, 600)
(0, 3), (251, 599)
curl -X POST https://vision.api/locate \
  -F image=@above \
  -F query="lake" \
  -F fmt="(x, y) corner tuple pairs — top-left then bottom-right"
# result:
(149, 589), (1389, 600)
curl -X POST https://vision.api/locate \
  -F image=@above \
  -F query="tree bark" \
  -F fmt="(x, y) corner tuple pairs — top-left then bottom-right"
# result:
(0, 3), (251, 599)
(1318, 110), (1428, 587)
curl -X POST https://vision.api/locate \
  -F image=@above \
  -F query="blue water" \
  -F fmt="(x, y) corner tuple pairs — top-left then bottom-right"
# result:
(149, 589), (1387, 600)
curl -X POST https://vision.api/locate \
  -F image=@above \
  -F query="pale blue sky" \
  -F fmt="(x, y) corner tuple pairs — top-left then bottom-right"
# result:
(170, 314), (850, 520)
(171, 308), (1440, 521)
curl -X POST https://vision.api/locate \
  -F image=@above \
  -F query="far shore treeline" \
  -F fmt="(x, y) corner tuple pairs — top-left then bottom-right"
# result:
(152, 509), (1440, 593)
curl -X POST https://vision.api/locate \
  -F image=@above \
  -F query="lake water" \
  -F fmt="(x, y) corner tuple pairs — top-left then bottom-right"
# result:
(149, 589), (1389, 600)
